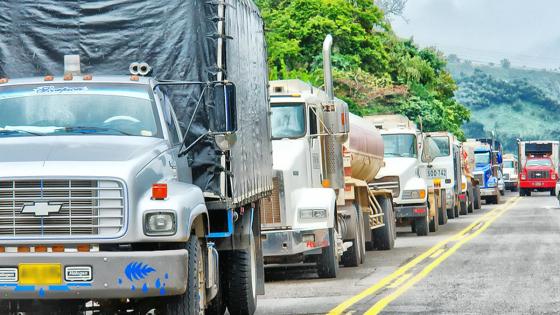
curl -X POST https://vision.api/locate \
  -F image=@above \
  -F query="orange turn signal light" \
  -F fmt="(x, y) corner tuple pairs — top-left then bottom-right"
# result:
(35, 245), (48, 253)
(322, 179), (331, 188)
(44, 75), (54, 81)
(152, 183), (168, 200)
(77, 244), (90, 252)
(52, 245), (65, 253)
(17, 246), (30, 253)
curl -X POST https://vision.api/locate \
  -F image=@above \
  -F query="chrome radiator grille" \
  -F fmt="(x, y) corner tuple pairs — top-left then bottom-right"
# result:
(529, 171), (549, 179)
(369, 176), (400, 198)
(0, 179), (125, 237)
(260, 177), (284, 228)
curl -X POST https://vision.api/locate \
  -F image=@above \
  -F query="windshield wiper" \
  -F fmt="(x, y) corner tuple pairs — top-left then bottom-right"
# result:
(0, 129), (43, 136)
(64, 126), (132, 136)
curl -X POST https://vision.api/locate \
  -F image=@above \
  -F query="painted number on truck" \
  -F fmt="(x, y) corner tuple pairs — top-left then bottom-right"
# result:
(426, 168), (447, 179)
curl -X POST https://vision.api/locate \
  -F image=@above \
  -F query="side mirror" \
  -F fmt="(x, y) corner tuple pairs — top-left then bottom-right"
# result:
(212, 83), (237, 133)
(421, 137), (435, 163)
(497, 152), (503, 164)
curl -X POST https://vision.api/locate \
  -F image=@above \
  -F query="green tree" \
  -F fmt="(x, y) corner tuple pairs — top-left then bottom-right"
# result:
(256, 0), (470, 139)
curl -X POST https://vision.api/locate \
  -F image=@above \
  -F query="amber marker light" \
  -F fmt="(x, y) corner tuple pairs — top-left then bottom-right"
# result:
(152, 183), (168, 200)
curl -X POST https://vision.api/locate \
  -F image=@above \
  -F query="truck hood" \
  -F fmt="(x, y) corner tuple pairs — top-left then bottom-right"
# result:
(272, 139), (307, 172)
(376, 157), (417, 178)
(0, 136), (169, 178)
(524, 165), (553, 171)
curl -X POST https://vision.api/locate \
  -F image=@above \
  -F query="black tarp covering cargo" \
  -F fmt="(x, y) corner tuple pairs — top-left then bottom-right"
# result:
(0, 0), (272, 208)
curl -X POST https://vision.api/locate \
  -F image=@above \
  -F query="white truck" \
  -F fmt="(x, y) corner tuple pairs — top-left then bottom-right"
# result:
(261, 36), (396, 278)
(367, 116), (433, 236)
(421, 132), (464, 219)
(503, 154), (519, 192)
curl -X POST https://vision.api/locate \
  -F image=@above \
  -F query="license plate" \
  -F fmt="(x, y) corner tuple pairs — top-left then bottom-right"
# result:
(19, 263), (62, 285)
(534, 182), (543, 187)
(426, 168), (447, 179)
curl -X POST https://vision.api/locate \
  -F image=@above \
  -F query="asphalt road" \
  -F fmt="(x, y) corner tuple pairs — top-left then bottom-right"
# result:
(257, 191), (555, 314)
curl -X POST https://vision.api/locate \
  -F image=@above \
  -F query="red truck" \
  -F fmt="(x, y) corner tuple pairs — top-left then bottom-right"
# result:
(518, 141), (559, 197)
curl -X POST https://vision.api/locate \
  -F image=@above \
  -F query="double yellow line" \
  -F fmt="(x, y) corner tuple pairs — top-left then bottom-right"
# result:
(328, 197), (520, 315)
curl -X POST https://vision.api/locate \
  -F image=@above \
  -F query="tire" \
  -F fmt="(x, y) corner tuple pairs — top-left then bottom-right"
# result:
(473, 187), (481, 210)
(166, 236), (205, 315)
(500, 189), (505, 196)
(447, 206), (455, 219)
(468, 194), (475, 213)
(415, 215), (429, 236)
(519, 188), (525, 197)
(551, 189), (556, 196)
(437, 191), (448, 225)
(226, 232), (257, 315)
(459, 197), (468, 216)
(342, 206), (362, 267)
(429, 207), (439, 233)
(454, 201), (460, 218)
(373, 196), (396, 250)
(317, 228), (338, 279)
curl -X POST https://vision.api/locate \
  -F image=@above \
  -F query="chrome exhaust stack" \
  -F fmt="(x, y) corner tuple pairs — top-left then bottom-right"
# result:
(129, 62), (152, 76)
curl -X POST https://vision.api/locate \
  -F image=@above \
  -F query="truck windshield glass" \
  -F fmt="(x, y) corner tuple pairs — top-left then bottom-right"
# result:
(430, 136), (450, 157)
(271, 103), (305, 139)
(475, 152), (491, 164)
(0, 83), (161, 137)
(526, 159), (552, 167)
(382, 134), (417, 158)
(504, 161), (515, 168)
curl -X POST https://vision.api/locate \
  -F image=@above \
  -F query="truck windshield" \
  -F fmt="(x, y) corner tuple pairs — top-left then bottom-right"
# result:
(430, 136), (450, 156)
(271, 103), (305, 139)
(503, 161), (515, 168)
(382, 134), (417, 158)
(475, 152), (491, 164)
(526, 159), (552, 167)
(0, 83), (161, 137)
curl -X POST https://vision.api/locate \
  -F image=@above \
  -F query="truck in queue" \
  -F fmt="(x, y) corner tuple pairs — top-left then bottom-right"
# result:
(465, 139), (502, 204)
(503, 154), (519, 192)
(518, 141), (559, 196)
(0, 1), (271, 314)
(461, 142), (482, 211)
(421, 132), (464, 220)
(367, 115), (433, 236)
(261, 36), (396, 278)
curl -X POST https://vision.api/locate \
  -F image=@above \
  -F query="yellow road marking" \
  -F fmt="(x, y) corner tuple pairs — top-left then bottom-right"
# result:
(364, 197), (520, 315)
(429, 248), (445, 259)
(328, 197), (519, 315)
(387, 273), (412, 288)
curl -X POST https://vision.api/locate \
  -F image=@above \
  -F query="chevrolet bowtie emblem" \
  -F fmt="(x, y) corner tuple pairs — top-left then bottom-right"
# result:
(21, 202), (62, 217)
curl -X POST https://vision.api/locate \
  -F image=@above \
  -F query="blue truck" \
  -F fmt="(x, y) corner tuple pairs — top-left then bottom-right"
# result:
(467, 139), (503, 204)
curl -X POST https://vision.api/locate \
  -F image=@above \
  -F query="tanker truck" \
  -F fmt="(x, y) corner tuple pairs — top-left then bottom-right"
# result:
(261, 36), (396, 278)
(0, 1), (271, 314)
(366, 115), (434, 236)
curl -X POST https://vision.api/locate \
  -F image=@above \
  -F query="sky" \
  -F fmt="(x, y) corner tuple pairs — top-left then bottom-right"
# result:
(391, 0), (560, 69)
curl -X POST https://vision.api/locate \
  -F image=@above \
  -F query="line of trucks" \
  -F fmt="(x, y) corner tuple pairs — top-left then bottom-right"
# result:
(0, 1), (503, 314)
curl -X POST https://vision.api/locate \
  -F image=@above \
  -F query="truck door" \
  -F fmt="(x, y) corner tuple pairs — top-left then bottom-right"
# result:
(308, 104), (323, 187)
(453, 145), (461, 194)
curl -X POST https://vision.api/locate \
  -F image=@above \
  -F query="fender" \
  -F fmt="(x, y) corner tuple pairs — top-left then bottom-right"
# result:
(137, 181), (208, 241)
(291, 187), (337, 230)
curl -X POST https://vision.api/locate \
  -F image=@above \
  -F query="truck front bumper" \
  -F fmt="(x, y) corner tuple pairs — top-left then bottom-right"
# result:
(395, 204), (428, 219)
(520, 180), (556, 189)
(480, 188), (498, 197)
(262, 228), (330, 258)
(0, 249), (187, 299)
(504, 180), (518, 189)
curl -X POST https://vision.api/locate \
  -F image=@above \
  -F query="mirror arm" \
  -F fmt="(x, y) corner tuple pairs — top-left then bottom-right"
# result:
(177, 84), (209, 154)
(179, 132), (211, 158)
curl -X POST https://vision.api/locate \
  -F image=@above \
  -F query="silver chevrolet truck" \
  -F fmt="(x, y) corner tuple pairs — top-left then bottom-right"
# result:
(0, 71), (271, 314)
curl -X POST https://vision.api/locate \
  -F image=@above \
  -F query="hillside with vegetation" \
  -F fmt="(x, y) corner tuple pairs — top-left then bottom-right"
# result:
(447, 60), (560, 152)
(255, 0), (470, 139)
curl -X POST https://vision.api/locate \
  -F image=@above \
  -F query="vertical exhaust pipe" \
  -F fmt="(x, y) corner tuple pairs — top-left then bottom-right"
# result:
(323, 34), (334, 101)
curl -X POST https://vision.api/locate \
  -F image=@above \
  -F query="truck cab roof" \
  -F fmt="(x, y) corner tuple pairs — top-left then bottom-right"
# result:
(0, 75), (152, 87)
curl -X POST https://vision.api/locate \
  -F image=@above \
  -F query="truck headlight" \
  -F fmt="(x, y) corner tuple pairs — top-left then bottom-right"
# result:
(402, 189), (426, 200)
(144, 211), (176, 236)
(299, 209), (327, 220)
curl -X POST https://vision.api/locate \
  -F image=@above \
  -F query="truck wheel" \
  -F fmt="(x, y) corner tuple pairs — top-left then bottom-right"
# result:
(429, 205), (439, 233)
(166, 235), (205, 315)
(459, 196), (468, 216)
(500, 189), (505, 196)
(473, 188), (481, 210)
(342, 205), (363, 267)
(551, 189), (556, 196)
(447, 206), (455, 219)
(317, 228), (339, 278)
(437, 192), (448, 225)
(226, 232), (257, 315)
(519, 188), (525, 197)
(468, 193), (475, 213)
(373, 196), (396, 250)
(527, 190), (532, 197)
(415, 215), (429, 236)
(454, 201), (460, 217)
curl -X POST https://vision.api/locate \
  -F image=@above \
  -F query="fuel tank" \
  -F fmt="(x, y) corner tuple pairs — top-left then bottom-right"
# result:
(346, 113), (384, 182)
